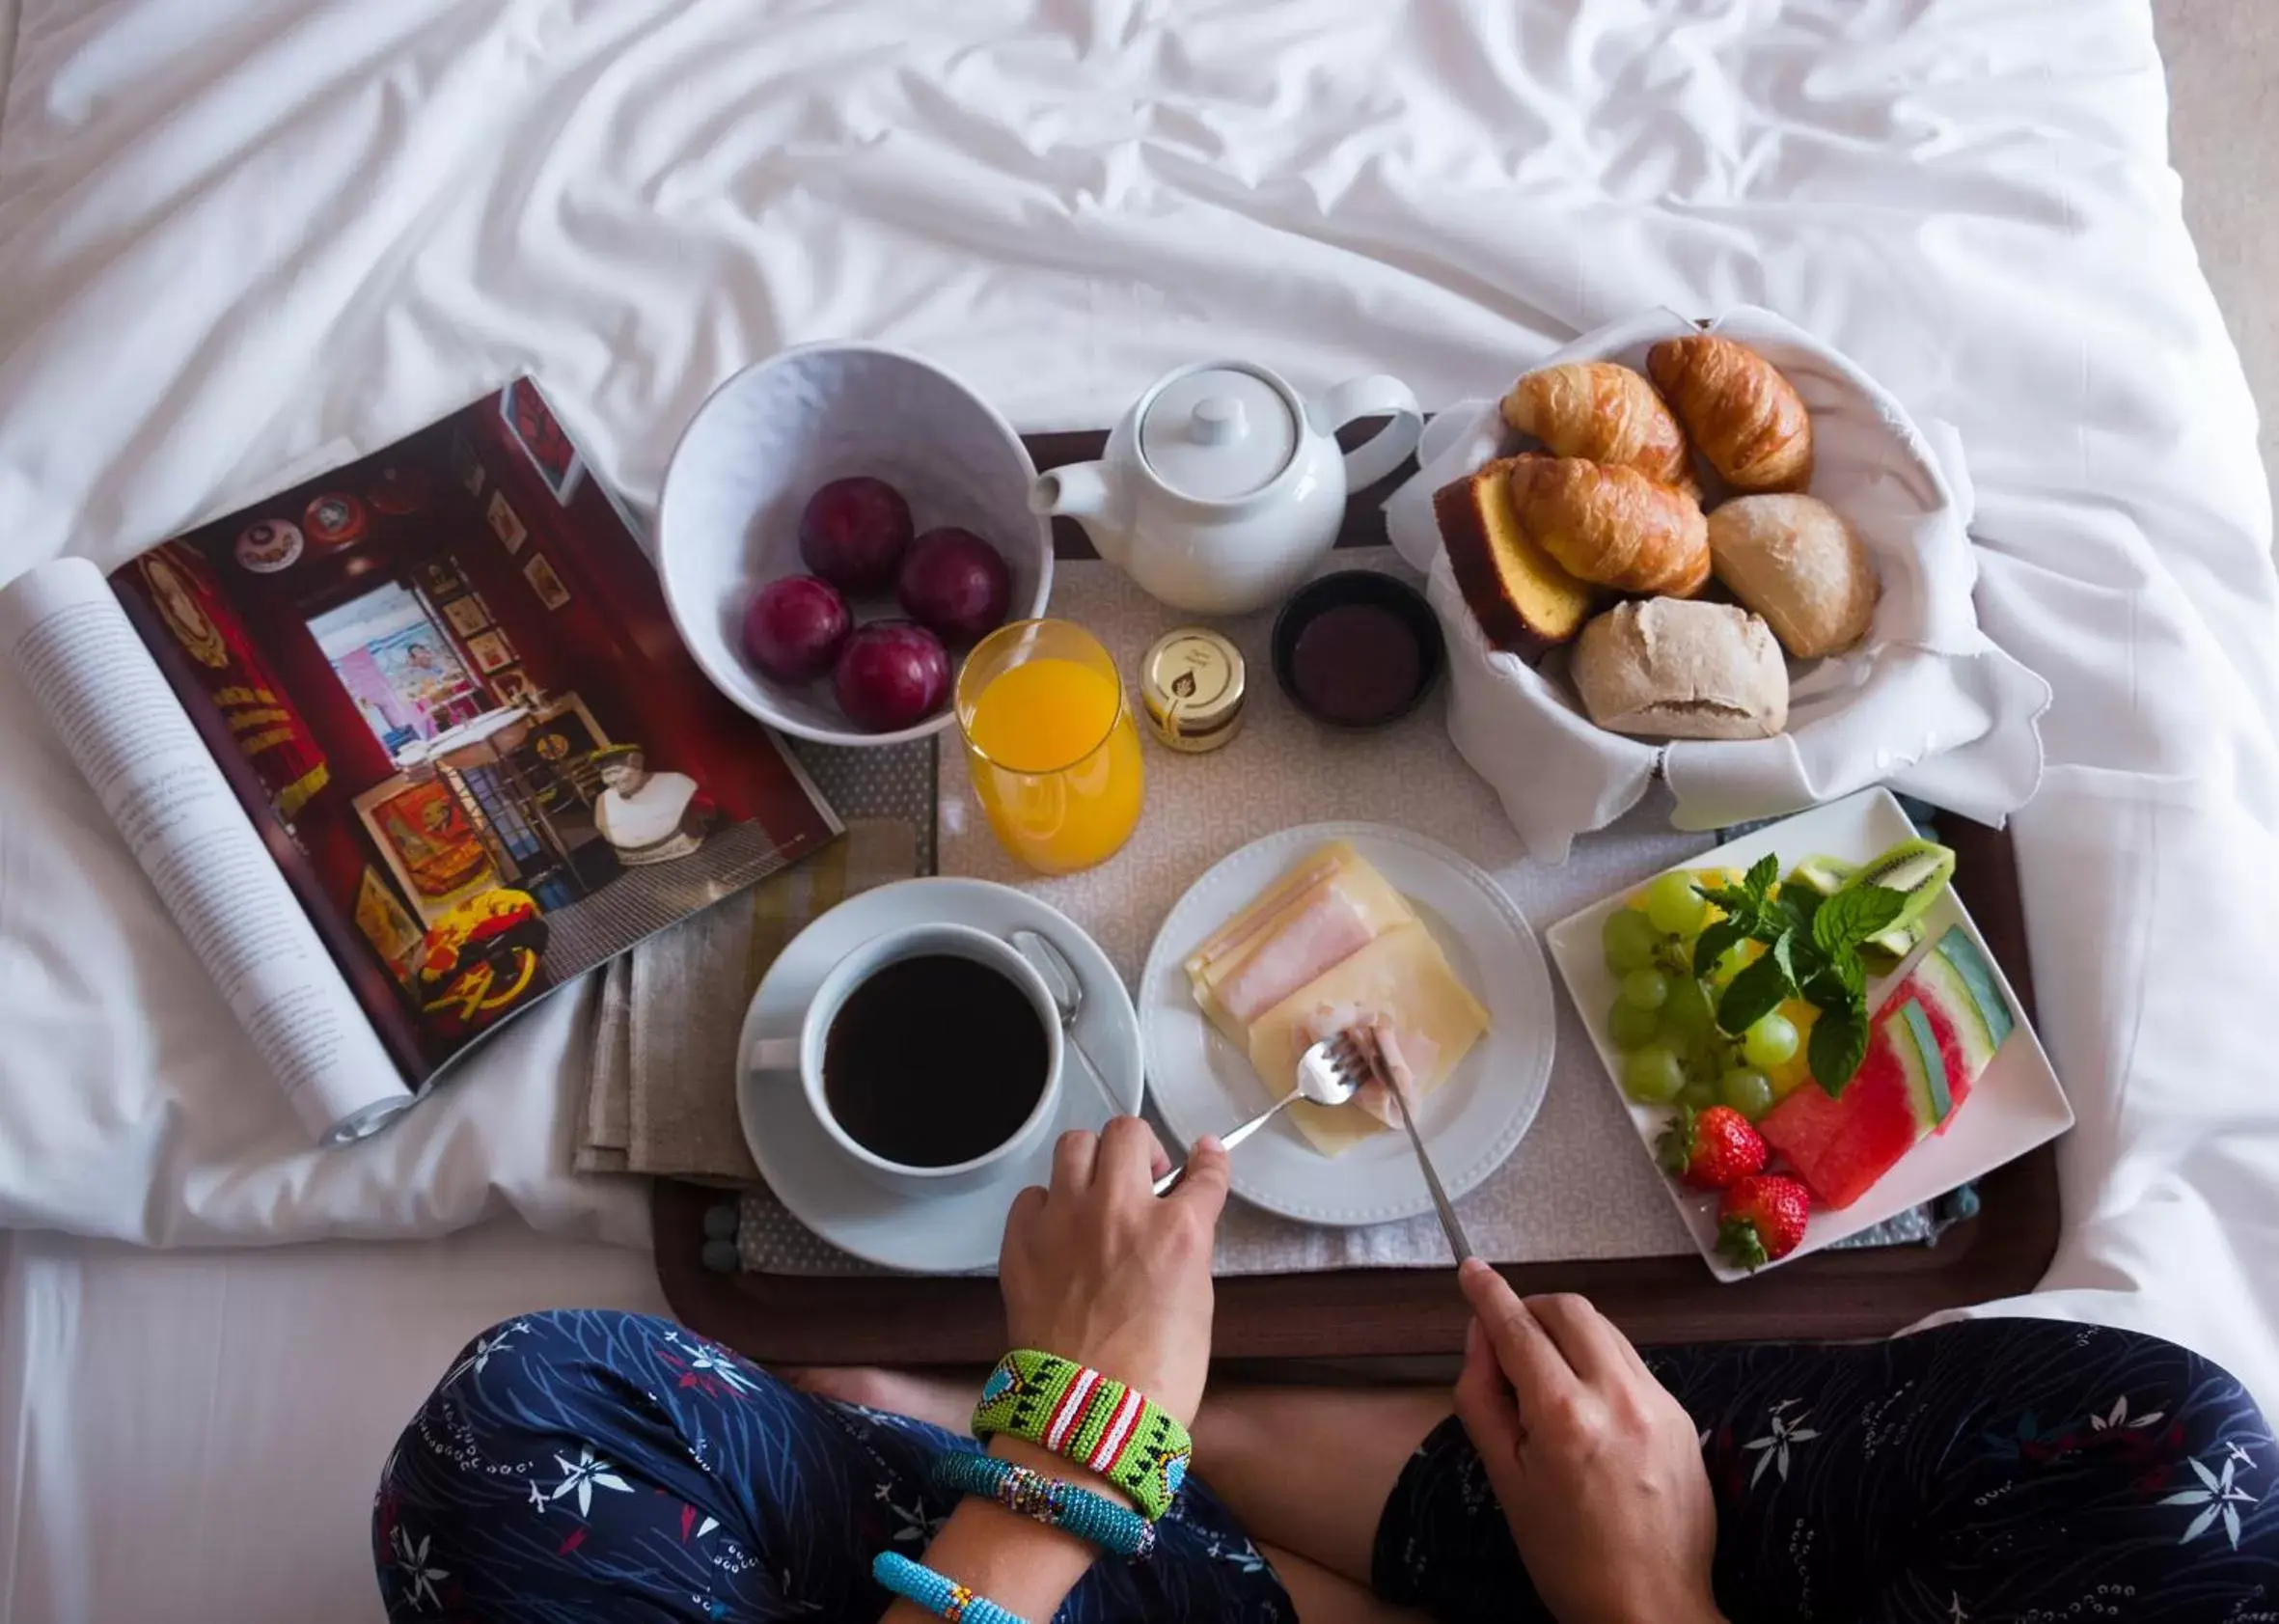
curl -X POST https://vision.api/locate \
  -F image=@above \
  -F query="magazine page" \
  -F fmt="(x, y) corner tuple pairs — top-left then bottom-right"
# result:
(106, 380), (841, 1096)
(0, 560), (415, 1143)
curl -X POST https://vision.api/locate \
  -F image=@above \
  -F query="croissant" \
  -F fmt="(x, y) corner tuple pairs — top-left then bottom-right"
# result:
(1505, 455), (1710, 596)
(1499, 362), (1696, 491)
(1646, 336), (1813, 493)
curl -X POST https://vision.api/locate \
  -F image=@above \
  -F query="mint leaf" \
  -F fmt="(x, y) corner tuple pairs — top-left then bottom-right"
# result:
(1813, 885), (1907, 956)
(1692, 917), (1746, 979)
(1808, 1006), (1870, 1096)
(1744, 852), (1781, 902)
(1716, 944), (1794, 1035)
(1800, 967), (1856, 1010)
(1693, 883), (1760, 921)
(1770, 931), (1798, 987)
(1786, 883), (1825, 933)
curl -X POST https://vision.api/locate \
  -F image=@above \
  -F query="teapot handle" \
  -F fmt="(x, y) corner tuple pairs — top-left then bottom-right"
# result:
(1313, 375), (1425, 491)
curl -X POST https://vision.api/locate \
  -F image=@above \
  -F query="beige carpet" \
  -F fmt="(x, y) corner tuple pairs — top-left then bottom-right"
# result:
(2157, 0), (2279, 519)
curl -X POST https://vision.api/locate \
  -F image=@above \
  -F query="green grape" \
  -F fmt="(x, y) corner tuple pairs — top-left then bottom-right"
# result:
(1719, 1067), (1776, 1119)
(1661, 976), (1715, 1042)
(1601, 908), (1660, 975)
(1643, 870), (1708, 937)
(1607, 1000), (1661, 1051)
(1743, 1012), (1800, 1070)
(1679, 1080), (1720, 1112)
(1622, 1045), (1687, 1105)
(1703, 943), (1746, 983)
(1619, 968), (1669, 1011)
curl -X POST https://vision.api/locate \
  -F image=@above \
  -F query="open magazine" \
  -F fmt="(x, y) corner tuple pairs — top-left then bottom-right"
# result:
(0, 383), (840, 1144)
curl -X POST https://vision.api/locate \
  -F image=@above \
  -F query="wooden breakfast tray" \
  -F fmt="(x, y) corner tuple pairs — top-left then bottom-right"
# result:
(653, 429), (2062, 1365)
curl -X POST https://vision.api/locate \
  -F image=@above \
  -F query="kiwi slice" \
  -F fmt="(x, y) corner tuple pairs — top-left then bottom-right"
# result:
(1859, 919), (1925, 976)
(1841, 837), (1956, 934)
(1786, 855), (1856, 898)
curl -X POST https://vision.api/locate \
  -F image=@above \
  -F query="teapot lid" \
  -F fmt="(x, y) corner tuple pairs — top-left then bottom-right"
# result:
(1139, 365), (1296, 502)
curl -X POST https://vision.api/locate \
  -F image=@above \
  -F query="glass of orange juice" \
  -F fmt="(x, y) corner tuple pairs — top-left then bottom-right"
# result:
(956, 619), (1144, 874)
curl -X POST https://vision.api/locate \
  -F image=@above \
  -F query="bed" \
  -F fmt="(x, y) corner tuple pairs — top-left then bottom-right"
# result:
(2, 1), (2274, 1619)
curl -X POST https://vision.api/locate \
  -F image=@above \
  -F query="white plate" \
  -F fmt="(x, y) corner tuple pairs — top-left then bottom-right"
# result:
(1140, 822), (1554, 1226)
(1543, 787), (2075, 1282)
(736, 877), (1141, 1274)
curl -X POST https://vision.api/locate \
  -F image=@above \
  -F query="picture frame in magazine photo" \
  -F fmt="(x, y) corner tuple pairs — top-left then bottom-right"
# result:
(464, 629), (514, 673)
(486, 491), (526, 553)
(44, 377), (842, 1104)
(354, 865), (426, 984)
(439, 594), (490, 637)
(523, 553), (572, 610)
(499, 378), (587, 504)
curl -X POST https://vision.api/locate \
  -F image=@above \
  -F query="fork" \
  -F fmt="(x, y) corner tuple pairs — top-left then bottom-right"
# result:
(1153, 1029), (1369, 1197)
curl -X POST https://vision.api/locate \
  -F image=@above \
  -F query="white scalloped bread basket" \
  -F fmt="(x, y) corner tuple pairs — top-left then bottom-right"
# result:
(1383, 306), (2049, 861)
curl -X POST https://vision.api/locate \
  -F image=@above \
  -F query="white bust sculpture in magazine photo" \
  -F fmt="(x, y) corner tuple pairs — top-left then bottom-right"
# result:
(592, 745), (713, 866)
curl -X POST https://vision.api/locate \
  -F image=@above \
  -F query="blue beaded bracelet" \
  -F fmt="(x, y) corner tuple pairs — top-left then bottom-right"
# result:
(872, 1551), (1030, 1624)
(932, 1448), (1157, 1559)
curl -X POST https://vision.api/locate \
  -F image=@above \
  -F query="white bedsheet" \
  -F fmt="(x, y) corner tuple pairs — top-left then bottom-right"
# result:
(0, 1224), (667, 1624)
(3, 4), (2278, 1610)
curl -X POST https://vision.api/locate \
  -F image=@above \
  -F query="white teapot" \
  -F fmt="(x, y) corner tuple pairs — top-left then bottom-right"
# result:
(1030, 361), (1423, 616)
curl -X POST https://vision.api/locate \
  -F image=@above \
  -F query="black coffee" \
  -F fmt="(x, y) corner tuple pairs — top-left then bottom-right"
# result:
(822, 953), (1049, 1168)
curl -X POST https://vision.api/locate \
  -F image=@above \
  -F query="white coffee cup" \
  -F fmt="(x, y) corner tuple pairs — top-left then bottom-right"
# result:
(749, 922), (1064, 1196)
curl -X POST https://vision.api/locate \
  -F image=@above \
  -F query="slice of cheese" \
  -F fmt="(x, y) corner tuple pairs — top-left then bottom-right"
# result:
(1187, 844), (1414, 1048)
(1246, 921), (1490, 1157)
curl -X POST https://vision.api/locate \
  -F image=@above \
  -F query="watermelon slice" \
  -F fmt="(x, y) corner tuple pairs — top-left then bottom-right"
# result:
(1758, 927), (2016, 1209)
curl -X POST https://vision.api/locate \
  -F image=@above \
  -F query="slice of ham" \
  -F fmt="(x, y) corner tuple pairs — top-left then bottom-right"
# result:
(1211, 881), (1382, 1029)
(1184, 851), (1347, 980)
(1293, 1008), (1442, 1128)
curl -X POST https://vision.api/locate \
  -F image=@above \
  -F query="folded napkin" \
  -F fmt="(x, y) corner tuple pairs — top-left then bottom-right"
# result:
(1382, 306), (2052, 862)
(577, 817), (920, 1184)
(572, 963), (634, 1174)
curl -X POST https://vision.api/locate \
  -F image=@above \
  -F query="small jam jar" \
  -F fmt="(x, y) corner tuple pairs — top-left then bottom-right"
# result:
(1140, 628), (1247, 753)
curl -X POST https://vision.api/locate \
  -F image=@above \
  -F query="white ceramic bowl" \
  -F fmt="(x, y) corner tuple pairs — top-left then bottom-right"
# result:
(657, 343), (1054, 746)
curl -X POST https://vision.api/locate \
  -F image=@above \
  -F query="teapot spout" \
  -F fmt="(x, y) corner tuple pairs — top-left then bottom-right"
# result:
(1030, 461), (1127, 566)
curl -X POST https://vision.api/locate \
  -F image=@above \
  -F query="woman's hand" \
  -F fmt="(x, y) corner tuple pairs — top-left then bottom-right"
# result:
(999, 1116), (1229, 1425)
(883, 1123), (1228, 1624)
(1452, 1259), (1724, 1624)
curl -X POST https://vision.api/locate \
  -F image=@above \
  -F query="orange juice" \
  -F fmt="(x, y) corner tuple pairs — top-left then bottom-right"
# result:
(959, 625), (1144, 874)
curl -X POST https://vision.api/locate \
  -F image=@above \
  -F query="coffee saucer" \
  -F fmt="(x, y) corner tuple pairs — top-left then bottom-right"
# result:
(736, 876), (1143, 1274)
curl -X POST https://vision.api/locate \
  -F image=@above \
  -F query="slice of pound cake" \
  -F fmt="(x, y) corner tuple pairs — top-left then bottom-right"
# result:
(1433, 456), (1600, 657)
(1758, 926), (2016, 1209)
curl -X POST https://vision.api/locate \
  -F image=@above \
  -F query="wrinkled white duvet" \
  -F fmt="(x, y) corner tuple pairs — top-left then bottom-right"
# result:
(1, 0), (2274, 1427)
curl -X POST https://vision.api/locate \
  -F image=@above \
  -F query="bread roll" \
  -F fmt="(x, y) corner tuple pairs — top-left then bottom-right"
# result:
(1706, 494), (1878, 658)
(1571, 598), (1789, 740)
(1498, 362), (1696, 492)
(1505, 456), (1710, 596)
(1647, 336), (1813, 494)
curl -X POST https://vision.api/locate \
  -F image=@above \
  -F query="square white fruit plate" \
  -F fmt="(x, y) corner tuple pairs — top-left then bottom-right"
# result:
(1543, 787), (2073, 1282)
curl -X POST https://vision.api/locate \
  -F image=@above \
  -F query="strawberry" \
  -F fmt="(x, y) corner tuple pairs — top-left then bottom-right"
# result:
(1716, 1174), (1811, 1270)
(1656, 1105), (1767, 1191)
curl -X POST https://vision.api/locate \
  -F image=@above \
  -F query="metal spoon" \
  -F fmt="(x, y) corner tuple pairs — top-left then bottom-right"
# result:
(1153, 1029), (1367, 1197)
(1010, 928), (1121, 1114)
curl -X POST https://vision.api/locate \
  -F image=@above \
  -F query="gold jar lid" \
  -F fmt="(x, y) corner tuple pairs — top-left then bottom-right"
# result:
(1140, 628), (1246, 753)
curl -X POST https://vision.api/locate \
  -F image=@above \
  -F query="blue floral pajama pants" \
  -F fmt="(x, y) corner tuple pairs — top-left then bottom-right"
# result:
(375, 1310), (2279, 1622)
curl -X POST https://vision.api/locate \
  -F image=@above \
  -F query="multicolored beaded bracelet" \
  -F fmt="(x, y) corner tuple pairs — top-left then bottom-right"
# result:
(971, 1350), (1193, 1522)
(872, 1550), (1030, 1624)
(932, 1448), (1157, 1559)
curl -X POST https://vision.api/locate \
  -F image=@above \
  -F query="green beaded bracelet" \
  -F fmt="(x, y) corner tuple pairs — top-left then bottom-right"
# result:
(970, 1350), (1193, 1522)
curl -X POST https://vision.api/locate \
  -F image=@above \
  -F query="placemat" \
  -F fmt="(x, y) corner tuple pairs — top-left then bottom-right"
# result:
(731, 553), (1938, 1276)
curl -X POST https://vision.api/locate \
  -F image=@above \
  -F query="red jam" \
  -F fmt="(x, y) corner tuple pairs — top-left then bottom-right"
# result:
(1289, 602), (1422, 726)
